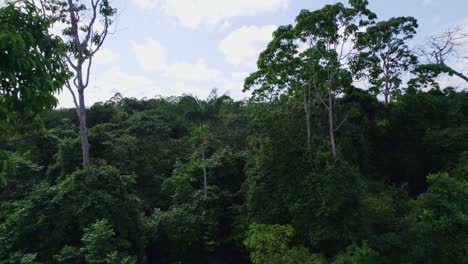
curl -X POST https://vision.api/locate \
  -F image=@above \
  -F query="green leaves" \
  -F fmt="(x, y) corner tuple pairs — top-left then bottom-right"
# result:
(81, 219), (117, 263)
(244, 224), (294, 264)
(352, 17), (418, 102)
(0, 165), (143, 262)
(81, 219), (136, 264)
(405, 172), (468, 263)
(0, 2), (69, 130)
(245, 224), (323, 264)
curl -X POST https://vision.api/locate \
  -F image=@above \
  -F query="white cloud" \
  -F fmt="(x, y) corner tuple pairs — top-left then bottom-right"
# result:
(94, 49), (121, 65)
(219, 21), (232, 32)
(231, 71), (249, 80)
(222, 81), (249, 99)
(130, 38), (167, 70)
(56, 67), (169, 107)
(172, 82), (214, 97)
(165, 58), (223, 81)
(219, 25), (277, 68)
(132, 0), (289, 29)
(131, 0), (160, 9)
(56, 66), (251, 108)
(130, 38), (222, 82)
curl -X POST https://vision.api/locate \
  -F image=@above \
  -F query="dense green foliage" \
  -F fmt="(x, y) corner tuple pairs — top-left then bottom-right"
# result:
(1, 86), (466, 263)
(1, 1), (467, 263)
(0, 2), (68, 187)
(0, 2), (68, 119)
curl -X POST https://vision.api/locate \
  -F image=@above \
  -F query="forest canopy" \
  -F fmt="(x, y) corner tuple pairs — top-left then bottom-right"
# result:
(0, 0), (467, 263)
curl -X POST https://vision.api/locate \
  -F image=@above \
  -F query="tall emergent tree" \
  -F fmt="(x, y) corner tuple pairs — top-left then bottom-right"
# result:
(245, 0), (376, 158)
(244, 25), (311, 143)
(296, 1), (376, 158)
(352, 17), (418, 103)
(180, 91), (226, 194)
(37, 0), (117, 166)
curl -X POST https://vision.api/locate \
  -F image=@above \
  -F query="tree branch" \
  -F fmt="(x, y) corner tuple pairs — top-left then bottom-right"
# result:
(83, 57), (93, 89)
(66, 80), (80, 116)
(334, 112), (349, 132)
(67, 0), (84, 57)
(82, 0), (100, 48)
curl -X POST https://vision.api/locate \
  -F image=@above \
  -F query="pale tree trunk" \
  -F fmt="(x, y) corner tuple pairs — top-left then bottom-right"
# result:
(382, 52), (390, 104)
(78, 89), (90, 166)
(40, 0), (113, 167)
(200, 124), (207, 195)
(303, 87), (312, 144)
(384, 82), (389, 104)
(68, 62), (91, 167)
(201, 143), (207, 195)
(328, 87), (337, 158)
(68, 1), (90, 167)
(312, 74), (337, 158)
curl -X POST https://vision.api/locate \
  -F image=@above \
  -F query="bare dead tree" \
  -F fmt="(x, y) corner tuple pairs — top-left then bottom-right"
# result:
(37, 0), (117, 166)
(418, 26), (468, 83)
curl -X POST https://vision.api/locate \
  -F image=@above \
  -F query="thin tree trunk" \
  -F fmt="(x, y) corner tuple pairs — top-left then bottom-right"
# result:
(303, 88), (312, 144)
(328, 88), (337, 158)
(384, 83), (389, 104)
(201, 142), (207, 195)
(77, 89), (90, 166)
(449, 67), (468, 83)
(383, 53), (390, 104)
(200, 123), (207, 195)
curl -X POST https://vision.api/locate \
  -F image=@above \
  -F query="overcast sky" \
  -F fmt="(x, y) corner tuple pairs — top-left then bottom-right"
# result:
(48, 0), (468, 107)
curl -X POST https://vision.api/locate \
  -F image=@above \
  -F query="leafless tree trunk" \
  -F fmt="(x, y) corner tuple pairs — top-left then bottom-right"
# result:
(383, 62), (390, 104)
(307, 36), (353, 158)
(312, 69), (339, 159)
(199, 124), (207, 195)
(201, 142), (207, 195)
(303, 87), (312, 144)
(39, 0), (115, 167)
(78, 89), (90, 165)
(310, 52), (338, 158)
(327, 86), (336, 158)
(450, 69), (468, 82)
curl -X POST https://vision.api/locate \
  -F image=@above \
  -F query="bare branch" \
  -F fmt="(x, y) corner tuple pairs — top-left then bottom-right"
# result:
(73, 75), (80, 89)
(90, 22), (109, 56)
(67, 0), (84, 58)
(66, 80), (80, 115)
(334, 112), (349, 132)
(82, 0), (100, 48)
(83, 56), (93, 89)
(421, 26), (468, 64)
(64, 54), (78, 71)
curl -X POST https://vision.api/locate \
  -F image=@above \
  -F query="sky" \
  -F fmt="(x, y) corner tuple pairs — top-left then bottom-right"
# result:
(18, 0), (468, 107)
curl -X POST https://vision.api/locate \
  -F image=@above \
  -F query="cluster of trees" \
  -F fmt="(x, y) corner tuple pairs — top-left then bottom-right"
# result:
(1, 0), (467, 263)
